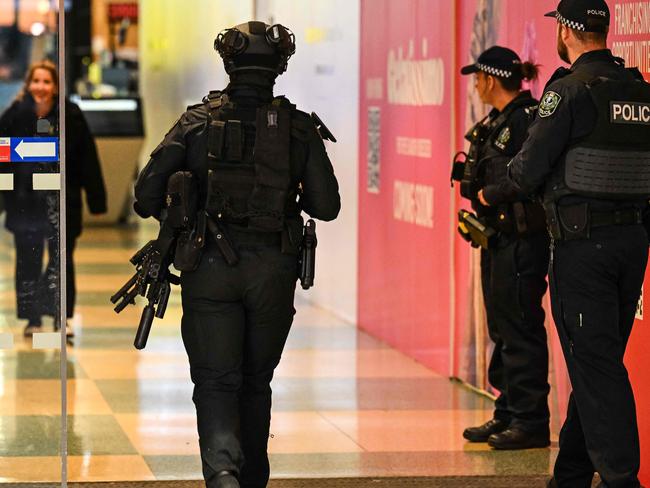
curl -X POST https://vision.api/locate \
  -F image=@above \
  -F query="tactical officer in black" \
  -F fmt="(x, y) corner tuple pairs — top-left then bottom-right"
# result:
(455, 47), (551, 450)
(133, 22), (340, 488)
(508, 1), (649, 487)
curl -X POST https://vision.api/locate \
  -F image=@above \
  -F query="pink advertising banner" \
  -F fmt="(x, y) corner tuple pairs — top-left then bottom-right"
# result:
(609, 1), (650, 483)
(358, 0), (455, 373)
(360, 0), (650, 482)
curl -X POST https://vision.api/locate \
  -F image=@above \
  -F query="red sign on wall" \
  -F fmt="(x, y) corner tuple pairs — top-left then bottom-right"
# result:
(108, 3), (138, 22)
(0, 138), (10, 163)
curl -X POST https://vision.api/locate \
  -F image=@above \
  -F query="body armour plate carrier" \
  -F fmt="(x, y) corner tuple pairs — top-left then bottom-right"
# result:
(546, 71), (650, 202)
(204, 91), (295, 232)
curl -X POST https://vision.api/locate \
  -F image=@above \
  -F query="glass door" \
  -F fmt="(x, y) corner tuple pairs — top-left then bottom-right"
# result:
(0, 0), (66, 484)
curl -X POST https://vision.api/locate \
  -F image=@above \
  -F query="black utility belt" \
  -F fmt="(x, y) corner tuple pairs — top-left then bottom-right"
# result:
(591, 208), (643, 228)
(545, 202), (643, 241)
(210, 226), (282, 246)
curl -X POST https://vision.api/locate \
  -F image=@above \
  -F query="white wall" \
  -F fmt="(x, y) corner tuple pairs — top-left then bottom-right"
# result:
(139, 0), (359, 323)
(140, 0), (253, 160)
(255, 0), (360, 323)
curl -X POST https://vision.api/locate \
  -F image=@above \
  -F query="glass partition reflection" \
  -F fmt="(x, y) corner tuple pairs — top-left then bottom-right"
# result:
(0, 0), (63, 484)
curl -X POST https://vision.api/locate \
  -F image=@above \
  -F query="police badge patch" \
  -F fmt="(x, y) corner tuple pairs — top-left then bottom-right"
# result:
(539, 91), (562, 118)
(494, 126), (511, 151)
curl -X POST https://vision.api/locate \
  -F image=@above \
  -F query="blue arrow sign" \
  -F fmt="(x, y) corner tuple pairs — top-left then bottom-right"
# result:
(0, 137), (59, 163)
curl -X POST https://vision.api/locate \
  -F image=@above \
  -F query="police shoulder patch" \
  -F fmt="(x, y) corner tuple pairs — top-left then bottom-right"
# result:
(494, 126), (511, 151)
(539, 91), (562, 118)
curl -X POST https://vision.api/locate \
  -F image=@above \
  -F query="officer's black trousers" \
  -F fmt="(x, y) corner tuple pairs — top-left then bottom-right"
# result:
(550, 225), (647, 488)
(14, 231), (77, 321)
(480, 232), (550, 432)
(180, 243), (298, 488)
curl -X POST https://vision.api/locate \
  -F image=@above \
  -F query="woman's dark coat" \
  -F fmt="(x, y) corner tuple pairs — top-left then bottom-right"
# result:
(0, 93), (107, 238)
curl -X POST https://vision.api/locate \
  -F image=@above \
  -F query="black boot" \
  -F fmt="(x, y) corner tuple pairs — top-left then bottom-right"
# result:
(53, 317), (74, 338)
(23, 318), (42, 337)
(215, 471), (239, 488)
(463, 418), (508, 442)
(488, 426), (550, 450)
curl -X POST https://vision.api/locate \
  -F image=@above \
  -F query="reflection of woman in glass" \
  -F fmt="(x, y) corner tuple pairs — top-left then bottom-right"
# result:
(0, 60), (107, 337)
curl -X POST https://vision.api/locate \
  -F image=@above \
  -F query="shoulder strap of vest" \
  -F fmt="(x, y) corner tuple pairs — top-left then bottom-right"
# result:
(627, 67), (646, 82)
(488, 97), (536, 132)
(569, 70), (650, 95)
(270, 95), (295, 109)
(545, 67), (572, 88)
(464, 113), (490, 142)
(568, 70), (603, 86)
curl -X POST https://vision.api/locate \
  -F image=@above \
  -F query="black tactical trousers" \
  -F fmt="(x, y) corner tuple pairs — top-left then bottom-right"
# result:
(180, 241), (298, 488)
(14, 231), (77, 321)
(550, 225), (647, 488)
(480, 232), (551, 432)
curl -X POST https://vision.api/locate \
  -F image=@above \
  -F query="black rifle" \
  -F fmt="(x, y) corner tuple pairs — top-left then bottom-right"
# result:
(300, 219), (317, 290)
(111, 171), (240, 349)
(110, 224), (180, 350)
(458, 209), (497, 250)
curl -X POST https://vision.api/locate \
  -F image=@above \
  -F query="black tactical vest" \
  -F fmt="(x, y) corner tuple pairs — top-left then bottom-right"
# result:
(204, 91), (296, 232)
(545, 71), (650, 203)
(461, 97), (538, 201)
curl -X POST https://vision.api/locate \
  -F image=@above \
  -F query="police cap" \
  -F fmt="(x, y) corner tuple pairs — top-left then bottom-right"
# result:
(460, 46), (521, 79)
(545, 0), (610, 33)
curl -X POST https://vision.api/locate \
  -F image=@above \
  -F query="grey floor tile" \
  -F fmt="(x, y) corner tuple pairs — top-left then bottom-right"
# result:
(95, 379), (195, 414)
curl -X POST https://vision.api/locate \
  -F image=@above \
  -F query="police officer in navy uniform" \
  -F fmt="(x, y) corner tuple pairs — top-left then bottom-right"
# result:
(134, 22), (340, 488)
(508, 1), (650, 486)
(457, 47), (552, 450)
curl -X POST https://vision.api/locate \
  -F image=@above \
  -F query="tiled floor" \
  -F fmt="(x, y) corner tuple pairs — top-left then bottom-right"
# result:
(0, 225), (557, 483)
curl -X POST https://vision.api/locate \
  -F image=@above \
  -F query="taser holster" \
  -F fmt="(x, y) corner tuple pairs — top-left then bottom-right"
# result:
(299, 219), (317, 289)
(458, 209), (497, 249)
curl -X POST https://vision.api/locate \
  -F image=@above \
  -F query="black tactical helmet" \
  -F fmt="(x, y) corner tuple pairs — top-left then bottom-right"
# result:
(214, 21), (296, 75)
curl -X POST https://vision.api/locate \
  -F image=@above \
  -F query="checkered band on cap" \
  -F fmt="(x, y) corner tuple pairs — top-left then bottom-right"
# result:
(476, 63), (513, 78)
(556, 12), (586, 31)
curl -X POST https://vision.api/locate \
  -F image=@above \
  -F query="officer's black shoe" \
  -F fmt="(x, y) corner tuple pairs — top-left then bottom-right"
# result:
(215, 471), (239, 488)
(462, 418), (508, 442)
(487, 426), (550, 450)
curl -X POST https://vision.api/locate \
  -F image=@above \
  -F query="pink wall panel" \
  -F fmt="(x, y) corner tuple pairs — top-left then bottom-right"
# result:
(359, 0), (650, 482)
(609, 1), (650, 482)
(358, 0), (455, 373)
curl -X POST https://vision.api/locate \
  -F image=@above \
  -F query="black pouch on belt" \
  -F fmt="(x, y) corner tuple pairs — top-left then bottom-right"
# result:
(174, 212), (207, 272)
(558, 203), (591, 241)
